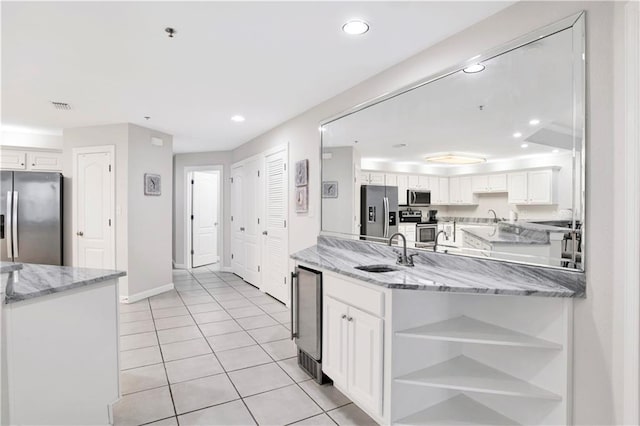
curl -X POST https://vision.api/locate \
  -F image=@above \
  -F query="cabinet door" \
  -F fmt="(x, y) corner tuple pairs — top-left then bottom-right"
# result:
(508, 172), (528, 204)
(407, 175), (419, 189)
(0, 150), (27, 170)
(449, 177), (460, 204)
(459, 177), (475, 204)
(527, 170), (554, 204)
(438, 178), (449, 204)
(472, 175), (489, 193)
(418, 175), (430, 189)
(347, 306), (383, 416)
(384, 174), (397, 187)
(488, 174), (507, 192)
(369, 173), (385, 185)
(397, 175), (408, 205)
(27, 151), (62, 171)
(360, 172), (370, 184)
(323, 297), (349, 388)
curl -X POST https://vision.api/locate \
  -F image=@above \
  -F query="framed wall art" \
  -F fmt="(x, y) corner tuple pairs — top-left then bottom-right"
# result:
(144, 173), (161, 196)
(322, 181), (338, 198)
(295, 159), (308, 187)
(295, 186), (308, 213)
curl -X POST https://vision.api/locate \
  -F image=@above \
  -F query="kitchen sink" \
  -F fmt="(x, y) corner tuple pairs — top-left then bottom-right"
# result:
(355, 264), (400, 273)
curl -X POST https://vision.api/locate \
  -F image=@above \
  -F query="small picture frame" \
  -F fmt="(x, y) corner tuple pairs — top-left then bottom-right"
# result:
(295, 186), (309, 213)
(295, 159), (309, 187)
(322, 181), (338, 198)
(144, 173), (161, 196)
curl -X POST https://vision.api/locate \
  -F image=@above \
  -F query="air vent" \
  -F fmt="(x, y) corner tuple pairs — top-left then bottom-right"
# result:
(51, 101), (71, 111)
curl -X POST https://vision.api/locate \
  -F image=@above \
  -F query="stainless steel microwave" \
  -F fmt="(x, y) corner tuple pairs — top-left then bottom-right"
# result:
(407, 190), (431, 207)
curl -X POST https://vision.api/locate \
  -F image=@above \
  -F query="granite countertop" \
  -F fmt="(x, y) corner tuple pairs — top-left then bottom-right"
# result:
(461, 226), (550, 245)
(291, 236), (585, 298)
(4, 263), (126, 304)
(1, 262), (23, 274)
(501, 220), (576, 233)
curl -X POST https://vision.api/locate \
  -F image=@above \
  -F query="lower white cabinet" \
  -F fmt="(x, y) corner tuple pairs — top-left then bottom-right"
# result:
(323, 291), (383, 418)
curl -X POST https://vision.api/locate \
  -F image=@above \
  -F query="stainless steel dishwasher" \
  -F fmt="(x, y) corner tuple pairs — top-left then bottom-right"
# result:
(291, 265), (330, 384)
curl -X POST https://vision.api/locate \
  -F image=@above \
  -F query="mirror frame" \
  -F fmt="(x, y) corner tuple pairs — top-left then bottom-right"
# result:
(319, 11), (586, 272)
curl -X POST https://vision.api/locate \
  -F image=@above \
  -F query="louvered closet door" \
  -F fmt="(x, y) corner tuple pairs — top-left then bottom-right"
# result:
(262, 149), (289, 304)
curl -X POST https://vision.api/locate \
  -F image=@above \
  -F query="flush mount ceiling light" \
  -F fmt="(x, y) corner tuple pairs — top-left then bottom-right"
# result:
(463, 63), (485, 73)
(529, 118), (540, 126)
(230, 115), (245, 123)
(342, 19), (369, 35)
(513, 132), (523, 138)
(425, 154), (486, 165)
(552, 149), (560, 153)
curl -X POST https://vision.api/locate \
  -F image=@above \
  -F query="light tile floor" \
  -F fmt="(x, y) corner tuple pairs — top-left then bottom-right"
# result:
(114, 265), (378, 426)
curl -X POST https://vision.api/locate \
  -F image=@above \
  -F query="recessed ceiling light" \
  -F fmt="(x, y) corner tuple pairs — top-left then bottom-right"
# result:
(463, 63), (485, 73)
(231, 115), (245, 123)
(552, 149), (560, 153)
(425, 154), (486, 165)
(513, 132), (522, 138)
(342, 20), (369, 35)
(529, 119), (540, 126)
(521, 143), (529, 148)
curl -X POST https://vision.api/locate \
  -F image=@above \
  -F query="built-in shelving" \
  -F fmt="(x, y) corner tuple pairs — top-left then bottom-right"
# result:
(395, 315), (562, 350)
(394, 355), (561, 401)
(395, 394), (520, 426)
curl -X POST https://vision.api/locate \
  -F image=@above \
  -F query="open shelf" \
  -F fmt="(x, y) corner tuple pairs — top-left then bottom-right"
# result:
(394, 355), (561, 401)
(395, 316), (561, 350)
(395, 394), (520, 425)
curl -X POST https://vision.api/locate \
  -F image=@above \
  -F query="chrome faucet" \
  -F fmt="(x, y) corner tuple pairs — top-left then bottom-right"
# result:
(488, 209), (498, 223)
(433, 230), (446, 252)
(388, 232), (416, 267)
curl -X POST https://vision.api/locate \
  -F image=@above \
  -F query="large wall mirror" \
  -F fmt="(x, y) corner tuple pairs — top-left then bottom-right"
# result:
(320, 12), (585, 271)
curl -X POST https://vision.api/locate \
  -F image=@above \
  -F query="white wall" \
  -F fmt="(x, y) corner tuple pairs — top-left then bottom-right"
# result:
(173, 151), (233, 268)
(127, 124), (173, 298)
(229, 2), (622, 423)
(321, 147), (355, 234)
(1, 129), (63, 150)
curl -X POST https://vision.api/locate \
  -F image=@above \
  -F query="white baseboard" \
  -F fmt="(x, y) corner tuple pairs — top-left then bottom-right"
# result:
(172, 261), (187, 270)
(121, 283), (175, 304)
(221, 266), (233, 273)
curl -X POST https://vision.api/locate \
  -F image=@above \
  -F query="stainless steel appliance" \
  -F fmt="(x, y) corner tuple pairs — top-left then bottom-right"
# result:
(415, 222), (438, 248)
(407, 189), (431, 207)
(361, 185), (398, 238)
(291, 265), (330, 384)
(0, 171), (63, 265)
(399, 209), (422, 223)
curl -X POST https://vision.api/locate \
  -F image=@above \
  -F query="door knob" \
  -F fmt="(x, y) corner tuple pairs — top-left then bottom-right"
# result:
(341, 314), (347, 319)
(77, 231), (84, 236)
(240, 227), (245, 231)
(262, 231), (268, 236)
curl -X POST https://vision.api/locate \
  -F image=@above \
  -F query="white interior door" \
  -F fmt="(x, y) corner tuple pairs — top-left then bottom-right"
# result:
(243, 158), (262, 286)
(262, 148), (289, 303)
(75, 148), (114, 269)
(231, 165), (245, 278)
(191, 171), (219, 268)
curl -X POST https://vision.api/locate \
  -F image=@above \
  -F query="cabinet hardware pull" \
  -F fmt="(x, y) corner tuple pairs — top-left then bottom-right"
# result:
(347, 317), (353, 322)
(341, 314), (347, 319)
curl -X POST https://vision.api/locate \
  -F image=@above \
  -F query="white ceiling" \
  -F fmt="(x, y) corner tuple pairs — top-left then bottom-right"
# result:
(323, 26), (580, 166)
(1, 1), (512, 153)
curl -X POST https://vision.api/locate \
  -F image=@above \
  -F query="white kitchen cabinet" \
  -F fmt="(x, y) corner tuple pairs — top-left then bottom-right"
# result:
(418, 175), (430, 189)
(449, 176), (477, 205)
(0, 150), (27, 170)
(27, 151), (62, 171)
(384, 173), (397, 187)
(431, 177), (450, 205)
(398, 224), (416, 243)
(407, 175), (420, 189)
(323, 296), (349, 387)
(508, 169), (556, 205)
(347, 305), (383, 416)
(472, 174), (508, 193)
(369, 172), (385, 185)
(397, 175), (408, 205)
(360, 172), (371, 184)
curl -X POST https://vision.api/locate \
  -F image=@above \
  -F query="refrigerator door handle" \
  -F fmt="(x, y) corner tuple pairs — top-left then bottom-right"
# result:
(6, 192), (12, 257)
(383, 197), (389, 238)
(12, 191), (18, 258)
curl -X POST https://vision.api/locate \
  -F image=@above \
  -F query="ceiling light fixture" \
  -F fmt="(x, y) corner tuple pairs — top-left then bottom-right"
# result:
(521, 143), (529, 148)
(552, 149), (560, 153)
(342, 19), (369, 35)
(231, 115), (245, 123)
(463, 63), (485, 73)
(513, 132), (522, 138)
(529, 119), (540, 126)
(425, 154), (486, 165)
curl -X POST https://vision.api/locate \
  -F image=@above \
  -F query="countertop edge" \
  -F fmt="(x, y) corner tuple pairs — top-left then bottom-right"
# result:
(0, 262), (23, 274)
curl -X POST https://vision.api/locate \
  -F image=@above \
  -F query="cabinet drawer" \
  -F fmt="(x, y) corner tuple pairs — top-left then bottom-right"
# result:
(324, 273), (384, 317)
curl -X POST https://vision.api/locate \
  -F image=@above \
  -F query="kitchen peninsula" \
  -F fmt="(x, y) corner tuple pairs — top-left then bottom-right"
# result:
(1, 263), (125, 425)
(292, 235), (584, 425)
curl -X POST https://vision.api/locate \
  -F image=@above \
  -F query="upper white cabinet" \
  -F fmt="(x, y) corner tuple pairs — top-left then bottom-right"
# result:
(384, 173), (397, 187)
(472, 174), (507, 193)
(508, 169), (557, 205)
(407, 175), (420, 189)
(369, 172), (385, 185)
(449, 176), (477, 205)
(1, 149), (62, 172)
(397, 175), (408, 205)
(431, 177), (449, 205)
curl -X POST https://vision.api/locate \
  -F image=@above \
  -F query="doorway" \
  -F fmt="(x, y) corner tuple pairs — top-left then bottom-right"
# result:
(185, 166), (223, 269)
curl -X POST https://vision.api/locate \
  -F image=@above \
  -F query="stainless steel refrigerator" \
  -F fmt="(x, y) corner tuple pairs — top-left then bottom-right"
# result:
(360, 185), (398, 239)
(1, 171), (63, 265)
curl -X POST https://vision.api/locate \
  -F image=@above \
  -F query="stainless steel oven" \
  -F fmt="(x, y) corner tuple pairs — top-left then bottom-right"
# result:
(416, 222), (438, 247)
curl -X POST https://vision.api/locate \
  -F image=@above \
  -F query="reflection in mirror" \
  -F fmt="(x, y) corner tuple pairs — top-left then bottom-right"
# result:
(321, 14), (585, 271)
